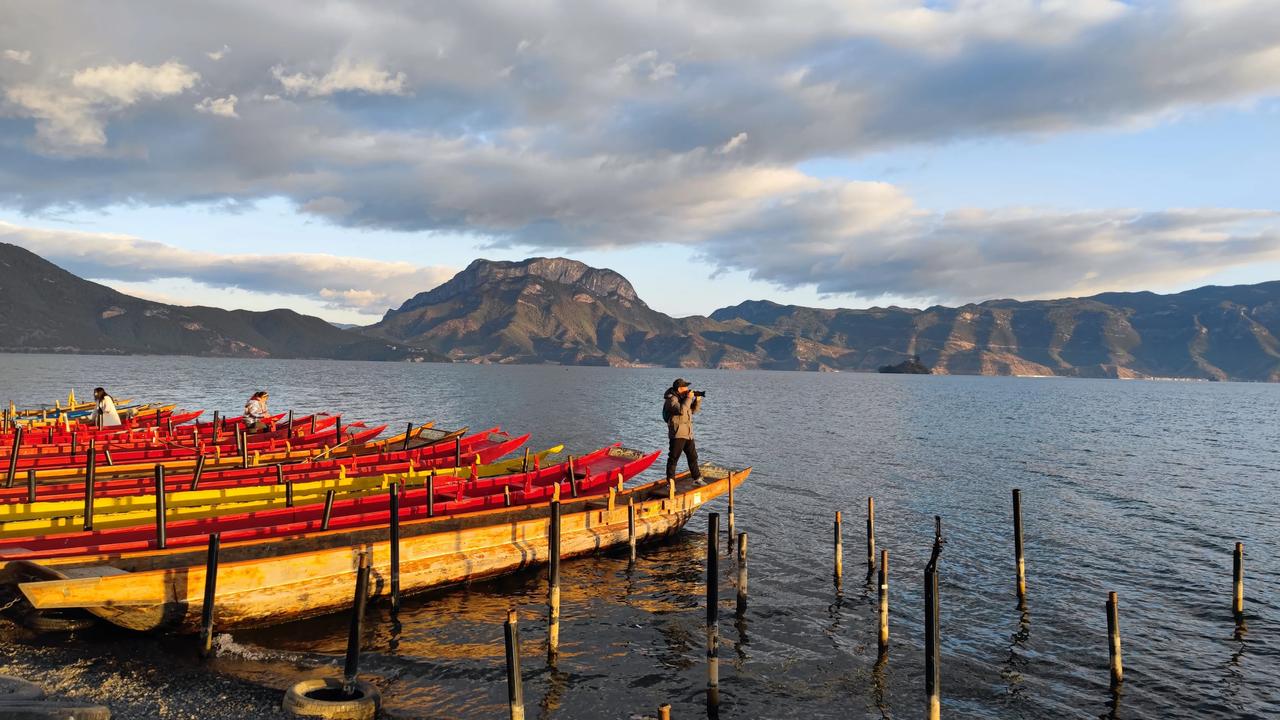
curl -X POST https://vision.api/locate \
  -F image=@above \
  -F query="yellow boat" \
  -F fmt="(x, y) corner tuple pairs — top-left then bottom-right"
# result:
(0, 445), (563, 535)
(18, 465), (749, 632)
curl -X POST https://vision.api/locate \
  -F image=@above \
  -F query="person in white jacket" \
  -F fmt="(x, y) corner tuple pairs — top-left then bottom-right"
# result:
(93, 387), (121, 428)
(244, 391), (273, 433)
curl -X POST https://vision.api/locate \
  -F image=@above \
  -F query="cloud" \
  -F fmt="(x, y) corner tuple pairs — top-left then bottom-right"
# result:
(194, 94), (238, 118)
(272, 59), (407, 97)
(0, 221), (456, 315)
(4, 60), (198, 153)
(0, 1), (1278, 302)
(206, 45), (230, 61)
(3, 49), (31, 65)
(700, 190), (1280, 302)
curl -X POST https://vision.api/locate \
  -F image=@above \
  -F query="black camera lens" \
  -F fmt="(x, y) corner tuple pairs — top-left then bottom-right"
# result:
(693, 390), (706, 397)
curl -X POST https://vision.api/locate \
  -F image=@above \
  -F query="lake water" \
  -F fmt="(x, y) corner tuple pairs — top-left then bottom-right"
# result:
(1, 354), (1278, 719)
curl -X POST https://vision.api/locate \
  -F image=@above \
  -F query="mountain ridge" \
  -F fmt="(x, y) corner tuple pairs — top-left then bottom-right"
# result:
(0, 242), (443, 361)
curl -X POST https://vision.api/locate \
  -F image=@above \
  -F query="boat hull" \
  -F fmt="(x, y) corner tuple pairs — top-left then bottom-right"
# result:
(19, 466), (748, 632)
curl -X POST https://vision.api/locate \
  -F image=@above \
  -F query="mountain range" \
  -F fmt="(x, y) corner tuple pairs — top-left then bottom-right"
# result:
(4, 241), (1280, 381)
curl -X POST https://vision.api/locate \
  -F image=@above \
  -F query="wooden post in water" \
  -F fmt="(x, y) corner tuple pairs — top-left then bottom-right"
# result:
(426, 470), (436, 518)
(878, 549), (890, 655)
(1106, 591), (1123, 688)
(924, 520), (942, 720)
(1233, 542), (1245, 628)
(727, 470), (736, 546)
(658, 704), (671, 720)
(548, 501), (562, 657)
(627, 497), (637, 563)
(522, 447), (530, 473)
(834, 511), (843, 584)
(212, 411), (220, 444)
(5, 426), (21, 488)
(504, 609), (526, 720)
(402, 422), (413, 452)
(706, 512), (721, 709)
(867, 497), (876, 573)
(343, 553), (371, 698)
(389, 483), (402, 614)
(154, 465), (167, 549)
(26, 469), (36, 504)
(736, 532), (749, 617)
(199, 533), (221, 658)
(454, 436), (461, 468)
(1013, 489), (1026, 604)
(335, 416), (342, 447)
(82, 440), (96, 531)
(321, 490), (335, 530)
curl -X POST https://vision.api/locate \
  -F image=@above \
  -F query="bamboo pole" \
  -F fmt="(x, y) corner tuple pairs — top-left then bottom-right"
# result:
(924, 518), (942, 720)
(505, 610), (526, 720)
(627, 497), (637, 562)
(26, 469), (35, 504)
(1233, 542), (1245, 627)
(727, 469), (736, 546)
(1013, 488), (1026, 604)
(878, 548), (889, 655)
(5, 426), (20, 488)
(707, 512), (720, 709)
(190, 455), (206, 491)
(82, 440), (96, 531)
(154, 465), (167, 549)
(321, 489), (336, 530)
(834, 511), (843, 583)
(342, 553), (371, 697)
(736, 532), (748, 617)
(548, 501), (562, 657)
(199, 533), (220, 658)
(390, 483), (401, 614)
(867, 496), (876, 572)
(1106, 591), (1123, 688)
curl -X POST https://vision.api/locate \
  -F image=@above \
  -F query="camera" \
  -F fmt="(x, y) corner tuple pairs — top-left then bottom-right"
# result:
(692, 390), (706, 397)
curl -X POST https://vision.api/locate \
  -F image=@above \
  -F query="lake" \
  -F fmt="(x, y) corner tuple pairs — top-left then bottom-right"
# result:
(1, 353), (1277, 718)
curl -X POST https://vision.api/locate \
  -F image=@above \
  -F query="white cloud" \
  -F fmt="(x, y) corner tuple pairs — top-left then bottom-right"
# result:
(206, 44), (230, 61)
(272, 58), (408, 97)
(0, 221), (456, 315)
(194, 94), (238, 118)
(71, 61), (199, 104)
(3, 49), (32, 64)
(4, 61), (198, 153)
(717, 132), (748, 154)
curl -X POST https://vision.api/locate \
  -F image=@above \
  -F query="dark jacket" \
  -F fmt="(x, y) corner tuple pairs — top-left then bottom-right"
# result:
(663, 387), (701, 440)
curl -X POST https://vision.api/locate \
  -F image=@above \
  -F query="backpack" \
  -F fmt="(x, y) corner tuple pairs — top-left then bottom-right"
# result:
(661, 396), (675, 424)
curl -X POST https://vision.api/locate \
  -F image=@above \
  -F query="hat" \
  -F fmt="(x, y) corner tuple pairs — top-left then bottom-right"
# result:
(672, 378), (690, 388)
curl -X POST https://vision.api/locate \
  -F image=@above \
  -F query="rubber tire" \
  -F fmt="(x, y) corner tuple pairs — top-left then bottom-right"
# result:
(0, 675), (44, 702)
(19, 609), (97, 634)
(0, 701), (112, 719)
(281, 678), (380, 719)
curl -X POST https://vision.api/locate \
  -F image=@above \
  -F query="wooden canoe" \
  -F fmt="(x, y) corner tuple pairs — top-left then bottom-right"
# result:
(18, 462), (747, 632)
(11, 423), (407, 483)
(0, 446), (650, 571)
(0, 434), (538, 535)
(0, 414), (329, 457)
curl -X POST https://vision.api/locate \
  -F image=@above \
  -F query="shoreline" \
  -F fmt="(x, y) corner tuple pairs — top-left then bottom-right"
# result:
(0, 620), (295, 720)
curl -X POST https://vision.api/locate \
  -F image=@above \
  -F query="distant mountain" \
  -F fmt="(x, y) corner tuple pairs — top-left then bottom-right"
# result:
(0, 242), (443, 361)
(10, 242), (1280, 380)
(711, 285), (1280, 380)
(368, 257), (1280, 380)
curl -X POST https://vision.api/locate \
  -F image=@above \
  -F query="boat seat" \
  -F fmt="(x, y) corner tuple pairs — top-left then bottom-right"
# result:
(61, 565), (130, 579)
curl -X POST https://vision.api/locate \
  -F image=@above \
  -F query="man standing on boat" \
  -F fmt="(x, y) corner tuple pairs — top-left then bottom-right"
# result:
(663, 378), (703, 482)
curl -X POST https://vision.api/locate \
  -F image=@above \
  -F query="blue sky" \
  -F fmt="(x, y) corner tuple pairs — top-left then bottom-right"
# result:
(1, 1), (1278, 324)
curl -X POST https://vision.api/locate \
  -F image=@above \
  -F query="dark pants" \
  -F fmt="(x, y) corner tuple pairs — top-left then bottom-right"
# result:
(666, 437), (701, 480)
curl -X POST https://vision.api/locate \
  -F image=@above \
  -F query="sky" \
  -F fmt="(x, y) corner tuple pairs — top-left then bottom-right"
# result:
(1, 1), (1278, 324)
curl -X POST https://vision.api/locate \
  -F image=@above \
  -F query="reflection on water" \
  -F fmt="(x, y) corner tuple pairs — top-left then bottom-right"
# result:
(2, 354), (1279, 718)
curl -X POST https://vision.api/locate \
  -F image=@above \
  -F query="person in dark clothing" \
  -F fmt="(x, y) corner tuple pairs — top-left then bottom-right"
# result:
(663, 378), (702, 481)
